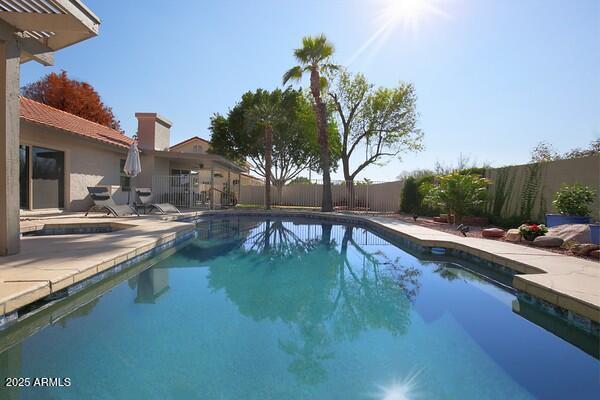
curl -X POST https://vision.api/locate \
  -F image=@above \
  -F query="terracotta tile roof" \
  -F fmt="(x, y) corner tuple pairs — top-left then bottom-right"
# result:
(20, 97), (133, 149)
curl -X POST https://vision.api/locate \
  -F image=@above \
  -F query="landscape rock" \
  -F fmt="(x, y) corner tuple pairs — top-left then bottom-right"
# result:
(433, 216), (448, 223)
(571, 243), (600, 256)
(547, 224), (591, 244)
(589, 250), (600, 260)
(505, 229), (521, 242)
(482, 228), (505, 238)
(532, 236), (564, 248)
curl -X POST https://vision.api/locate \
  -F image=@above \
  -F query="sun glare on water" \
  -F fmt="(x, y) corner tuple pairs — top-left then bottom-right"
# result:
(370, 370), (423, 400)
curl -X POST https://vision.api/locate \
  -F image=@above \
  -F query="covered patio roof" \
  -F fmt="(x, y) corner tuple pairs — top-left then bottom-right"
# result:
(0, 0), (100, 66)
(147, 149), (247, 174)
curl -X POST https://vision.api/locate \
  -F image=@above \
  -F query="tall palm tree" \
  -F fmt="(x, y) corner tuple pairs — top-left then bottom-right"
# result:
(246, 92), (284, 210)
(283, 34), (338, 212)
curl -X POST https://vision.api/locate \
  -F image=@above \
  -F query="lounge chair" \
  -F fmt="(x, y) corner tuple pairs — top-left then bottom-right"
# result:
(135, 188), (181, 214)
(85, 187), (138, 217)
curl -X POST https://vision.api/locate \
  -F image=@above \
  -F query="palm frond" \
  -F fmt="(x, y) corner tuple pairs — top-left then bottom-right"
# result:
(282, 66), (304, 85)
(293, 34), (335, 64)
(319, 76), (329, 91)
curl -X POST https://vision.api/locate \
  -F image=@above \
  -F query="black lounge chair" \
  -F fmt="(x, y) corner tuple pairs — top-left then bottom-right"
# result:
(85, 187), (138, 217)
(135, 188), (181, 214)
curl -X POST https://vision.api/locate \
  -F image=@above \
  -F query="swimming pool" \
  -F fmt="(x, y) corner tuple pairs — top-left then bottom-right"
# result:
(1, 216), (598, 399)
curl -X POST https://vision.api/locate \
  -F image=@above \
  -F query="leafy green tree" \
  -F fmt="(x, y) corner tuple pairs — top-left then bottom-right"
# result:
(329, 70), (423, 190)
(421, 172), (490, 223)
(283, 34), (339, 212)
(209, 89), (340, 199)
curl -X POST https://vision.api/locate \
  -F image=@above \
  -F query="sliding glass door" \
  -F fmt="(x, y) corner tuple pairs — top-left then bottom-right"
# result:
(19, 145), (65, 209)
(19, 145), (29, 209)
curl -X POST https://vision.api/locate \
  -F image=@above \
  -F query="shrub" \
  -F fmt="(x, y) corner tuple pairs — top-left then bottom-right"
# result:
(400, 175), (438, 216)
(421, 172), (490, 224)
(552, 183), (596, 216)
(400, 177), (419, 213)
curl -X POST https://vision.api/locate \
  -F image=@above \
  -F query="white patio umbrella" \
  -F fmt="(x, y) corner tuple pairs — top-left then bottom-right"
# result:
(123, 141), (141, 205)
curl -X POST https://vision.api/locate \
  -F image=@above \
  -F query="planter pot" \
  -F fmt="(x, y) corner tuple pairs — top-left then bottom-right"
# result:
(545, 214), (592, 227)
(523, 233), (539, 242)
(590, 224), (600, 245)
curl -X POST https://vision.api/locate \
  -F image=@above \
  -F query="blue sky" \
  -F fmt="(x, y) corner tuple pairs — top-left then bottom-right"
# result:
(21, 0), (599, 181)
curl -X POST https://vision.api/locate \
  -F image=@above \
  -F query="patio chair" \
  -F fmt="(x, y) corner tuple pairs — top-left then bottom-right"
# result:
(85, 187), (139, 217)
(135, 188), (181, 214)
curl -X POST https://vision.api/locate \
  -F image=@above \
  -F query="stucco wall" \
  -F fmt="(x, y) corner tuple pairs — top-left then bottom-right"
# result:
(20, 121), (129, 211)
(485, 155), (600, 221)
(170, 139), (209, 154)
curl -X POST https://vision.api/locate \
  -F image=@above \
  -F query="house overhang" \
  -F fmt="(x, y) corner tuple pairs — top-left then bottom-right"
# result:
(0, 0), (100, 66)
(146, 150), (247, 173)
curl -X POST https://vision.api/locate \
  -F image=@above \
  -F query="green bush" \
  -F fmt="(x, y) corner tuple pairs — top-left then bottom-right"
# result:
(400, 175), (439, 216)
(488, 214), (528, 229)
(552, 183), (596, 216)
(400, 177), (419, 213)
(421, 172), (490, 224)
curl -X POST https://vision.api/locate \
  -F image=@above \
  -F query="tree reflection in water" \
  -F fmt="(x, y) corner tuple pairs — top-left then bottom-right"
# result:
(205, 219), (422, 385)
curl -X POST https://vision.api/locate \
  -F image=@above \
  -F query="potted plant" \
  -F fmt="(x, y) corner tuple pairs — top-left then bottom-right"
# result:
(519, 223), (548, 241)
(547, 184), (596, 227)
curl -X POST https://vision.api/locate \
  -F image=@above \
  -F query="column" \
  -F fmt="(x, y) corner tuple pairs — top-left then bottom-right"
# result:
(0, 38), (21, 256)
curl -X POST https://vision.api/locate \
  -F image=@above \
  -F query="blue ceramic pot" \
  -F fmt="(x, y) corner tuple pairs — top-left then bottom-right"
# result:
(545, 214), (592, 227)
(590, 224), (600, 245)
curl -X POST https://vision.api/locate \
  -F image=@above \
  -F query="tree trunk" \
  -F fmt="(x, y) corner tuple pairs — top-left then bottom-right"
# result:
(264, 124), (273, 210)
(275, 183), (284, 205)
(345, 179), (355, 210)
(310, 67), (333, 212)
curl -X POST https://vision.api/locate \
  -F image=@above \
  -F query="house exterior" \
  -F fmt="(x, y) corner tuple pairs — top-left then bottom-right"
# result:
(18, 97), (258, 212)
(1, 0), (102, 255)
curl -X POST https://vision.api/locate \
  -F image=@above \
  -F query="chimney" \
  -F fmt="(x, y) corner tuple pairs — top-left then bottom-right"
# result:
(135, 113), (172, 151)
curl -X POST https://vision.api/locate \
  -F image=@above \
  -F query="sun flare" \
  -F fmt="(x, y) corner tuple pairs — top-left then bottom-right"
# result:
(381, 0), (447, 31)
(347, 0), (448, 65)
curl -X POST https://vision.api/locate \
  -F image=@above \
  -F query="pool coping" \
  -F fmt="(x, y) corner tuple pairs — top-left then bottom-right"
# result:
(2, 209), (599, 335)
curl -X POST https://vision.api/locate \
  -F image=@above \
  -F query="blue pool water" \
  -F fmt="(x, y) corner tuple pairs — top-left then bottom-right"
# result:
(0, 217), (598, 399)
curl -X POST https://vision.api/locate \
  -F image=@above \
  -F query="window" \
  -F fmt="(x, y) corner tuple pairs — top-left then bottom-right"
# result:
(120, 159), (131, 192)
(192, 144), (202, 153)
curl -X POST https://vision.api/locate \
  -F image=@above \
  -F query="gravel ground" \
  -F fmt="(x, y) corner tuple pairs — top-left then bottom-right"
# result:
(389, 213), (599, 261)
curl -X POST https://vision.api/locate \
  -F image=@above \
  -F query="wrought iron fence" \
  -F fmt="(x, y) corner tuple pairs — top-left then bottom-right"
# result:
(152, 175), (237, 209)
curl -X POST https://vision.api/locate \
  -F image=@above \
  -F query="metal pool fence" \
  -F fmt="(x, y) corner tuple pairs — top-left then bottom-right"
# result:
(152, 175), (237, 209)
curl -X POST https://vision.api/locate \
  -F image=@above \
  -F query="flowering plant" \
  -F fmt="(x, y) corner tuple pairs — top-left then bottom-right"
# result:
(518, 224), (548, 240)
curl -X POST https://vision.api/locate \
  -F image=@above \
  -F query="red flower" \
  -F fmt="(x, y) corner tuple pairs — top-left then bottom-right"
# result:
(530, 224), (539, 232)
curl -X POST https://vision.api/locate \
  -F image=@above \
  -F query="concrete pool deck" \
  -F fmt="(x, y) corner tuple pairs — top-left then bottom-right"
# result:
(1, 210), (599, 327)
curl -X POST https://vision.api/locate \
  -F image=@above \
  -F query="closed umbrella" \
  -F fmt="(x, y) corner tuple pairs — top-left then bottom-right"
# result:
(123, 141), (141, 205)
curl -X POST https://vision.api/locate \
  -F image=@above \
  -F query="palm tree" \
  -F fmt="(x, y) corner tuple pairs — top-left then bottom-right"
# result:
(246, 92), (284, 210)
(283, 34), (338, 212)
